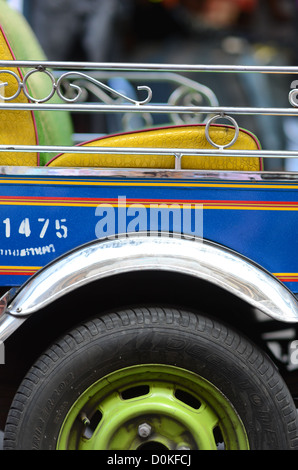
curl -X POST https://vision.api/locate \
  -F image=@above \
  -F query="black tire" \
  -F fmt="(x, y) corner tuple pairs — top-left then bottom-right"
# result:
(4, 307), (298, 450)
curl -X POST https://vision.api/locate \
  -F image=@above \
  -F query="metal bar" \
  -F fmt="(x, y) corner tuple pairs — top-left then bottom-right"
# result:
(1, 60), (298, 74)
(0, 102), (298, 116)
(1, 144), (298, 158)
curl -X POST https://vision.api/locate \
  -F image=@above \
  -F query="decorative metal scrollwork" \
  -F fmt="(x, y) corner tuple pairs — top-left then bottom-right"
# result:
(0, 66), (153, 105)
(0, 70), (22, 101)
(56, 71), (152, 105)
(23, 67), (56, 103)
(168, 83), (218, 124)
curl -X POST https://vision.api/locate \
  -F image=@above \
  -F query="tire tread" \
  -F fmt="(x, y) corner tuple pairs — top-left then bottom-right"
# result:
(4, 307), (298, 450)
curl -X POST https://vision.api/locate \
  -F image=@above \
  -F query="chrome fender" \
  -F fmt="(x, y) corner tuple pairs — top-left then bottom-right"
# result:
(1, 234), (298, 342)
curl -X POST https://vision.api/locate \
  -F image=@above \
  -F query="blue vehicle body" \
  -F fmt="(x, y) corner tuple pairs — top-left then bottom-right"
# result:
(1, 7), (298, 444)
(2, 1), (298, 451)
(0, 169), (297, 294)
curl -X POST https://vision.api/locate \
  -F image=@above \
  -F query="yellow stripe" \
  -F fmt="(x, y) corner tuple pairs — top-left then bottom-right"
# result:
(1, 178), (298, 190)
(0, 266), (41, 270)
(0, 200), (296, 210)
(274, 273), (298, 277)
(0, 266), (297, 281)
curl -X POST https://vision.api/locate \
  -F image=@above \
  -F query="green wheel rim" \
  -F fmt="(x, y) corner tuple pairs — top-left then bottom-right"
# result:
(56, 365), (249, 450)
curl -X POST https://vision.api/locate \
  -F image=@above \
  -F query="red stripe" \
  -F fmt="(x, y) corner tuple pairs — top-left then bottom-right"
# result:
(0, 271), (36, 276)
(0, 196), (297, 206)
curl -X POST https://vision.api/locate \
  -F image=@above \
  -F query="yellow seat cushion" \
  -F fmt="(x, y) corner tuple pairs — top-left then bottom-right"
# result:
(0, 23), (37, 165)
(0, 0), (74, 166)
(47, 124), (262, 171)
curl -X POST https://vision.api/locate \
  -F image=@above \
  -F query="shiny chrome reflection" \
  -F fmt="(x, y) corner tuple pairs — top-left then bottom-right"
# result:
(5, 234), (298, 325)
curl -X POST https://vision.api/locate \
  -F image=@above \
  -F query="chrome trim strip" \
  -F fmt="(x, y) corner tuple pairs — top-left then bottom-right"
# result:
(6, 234), (298, 323)
(0, 288), (18, 317)
(0, 166), (297, 182)
(0, 313), (25, 343)
(0, 289), (22, 343)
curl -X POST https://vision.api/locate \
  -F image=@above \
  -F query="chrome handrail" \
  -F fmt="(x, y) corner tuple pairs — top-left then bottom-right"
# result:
(1, 60), (298, 73)
(1, 60), (298, 161)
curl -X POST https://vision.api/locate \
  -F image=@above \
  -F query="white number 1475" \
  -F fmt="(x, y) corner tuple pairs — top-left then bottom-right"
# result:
(2, 218), (68, 239)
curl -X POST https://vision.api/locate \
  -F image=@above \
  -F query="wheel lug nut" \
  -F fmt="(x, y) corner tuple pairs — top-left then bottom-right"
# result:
(80, 412), (90, 426)
(177, 445), (190, 450)
(138, 423), (152, 438)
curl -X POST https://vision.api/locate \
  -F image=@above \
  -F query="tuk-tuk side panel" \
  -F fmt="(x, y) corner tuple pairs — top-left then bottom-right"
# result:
(0, 172), (297, 293)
